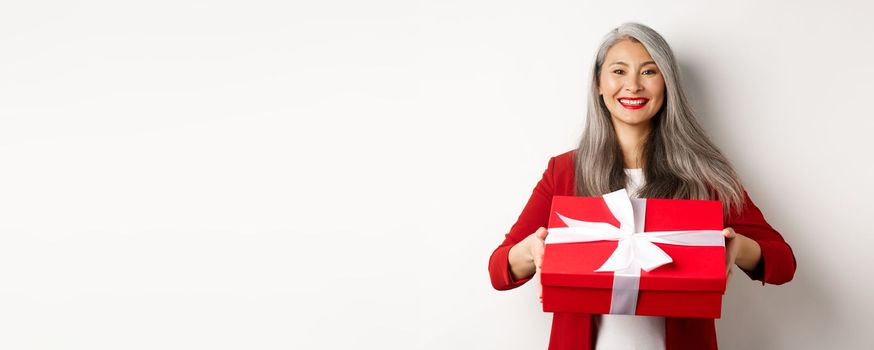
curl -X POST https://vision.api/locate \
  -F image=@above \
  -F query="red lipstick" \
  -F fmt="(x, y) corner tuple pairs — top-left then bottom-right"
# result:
(618, 97), (649, 110)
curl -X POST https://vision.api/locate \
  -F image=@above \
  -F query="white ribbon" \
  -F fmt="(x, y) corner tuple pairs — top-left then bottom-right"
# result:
(544, 189), (724, 315)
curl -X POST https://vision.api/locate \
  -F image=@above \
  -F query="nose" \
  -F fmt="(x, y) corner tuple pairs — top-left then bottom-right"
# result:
(624, 76), (643, 93)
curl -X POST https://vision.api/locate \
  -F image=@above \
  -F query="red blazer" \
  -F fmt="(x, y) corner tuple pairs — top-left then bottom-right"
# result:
(488, 150), (797, 350)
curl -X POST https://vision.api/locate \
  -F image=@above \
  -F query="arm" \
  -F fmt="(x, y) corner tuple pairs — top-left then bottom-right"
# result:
(488, 156), (556, 291)
(726, 190), (797, 285)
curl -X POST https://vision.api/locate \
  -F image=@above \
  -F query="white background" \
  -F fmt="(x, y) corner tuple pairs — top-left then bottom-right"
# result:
(1, 1), (872, 349)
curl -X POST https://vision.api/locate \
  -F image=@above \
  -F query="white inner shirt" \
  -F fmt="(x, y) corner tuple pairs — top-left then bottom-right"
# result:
(594, 168), (666, 350)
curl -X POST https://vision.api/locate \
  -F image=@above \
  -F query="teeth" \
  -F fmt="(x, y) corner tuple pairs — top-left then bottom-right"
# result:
(619, 99), (647, 105)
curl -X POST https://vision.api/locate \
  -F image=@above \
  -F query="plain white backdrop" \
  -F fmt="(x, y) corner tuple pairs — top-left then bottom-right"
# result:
(1, 0), (872, 349)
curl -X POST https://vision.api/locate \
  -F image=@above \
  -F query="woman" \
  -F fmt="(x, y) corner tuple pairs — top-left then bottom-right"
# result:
(488, 22), (796, 350)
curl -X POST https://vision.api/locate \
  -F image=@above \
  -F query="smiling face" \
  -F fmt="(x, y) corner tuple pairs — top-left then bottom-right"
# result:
(598, 39), (666, 129)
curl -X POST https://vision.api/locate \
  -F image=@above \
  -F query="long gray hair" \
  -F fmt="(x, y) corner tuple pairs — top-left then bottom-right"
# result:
(574, 22), (746, 217)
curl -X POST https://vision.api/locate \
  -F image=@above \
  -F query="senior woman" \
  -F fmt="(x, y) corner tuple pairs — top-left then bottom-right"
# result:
(488, 22), (796, 350)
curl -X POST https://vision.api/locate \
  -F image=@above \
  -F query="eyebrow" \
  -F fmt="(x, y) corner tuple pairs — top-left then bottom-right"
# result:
(608, 60), (657, 67)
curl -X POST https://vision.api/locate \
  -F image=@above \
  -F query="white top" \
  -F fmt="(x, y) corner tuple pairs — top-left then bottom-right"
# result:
(594, 168), (666, 350)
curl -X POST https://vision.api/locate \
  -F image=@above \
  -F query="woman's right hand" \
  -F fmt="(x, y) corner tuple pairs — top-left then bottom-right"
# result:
(508, 227), (549, 282)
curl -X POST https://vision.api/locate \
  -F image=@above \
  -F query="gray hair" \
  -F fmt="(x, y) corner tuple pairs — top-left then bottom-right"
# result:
(574, 22), (746, 217)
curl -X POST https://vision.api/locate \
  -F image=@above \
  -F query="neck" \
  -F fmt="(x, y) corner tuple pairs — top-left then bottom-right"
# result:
(614, 122), (651, 169)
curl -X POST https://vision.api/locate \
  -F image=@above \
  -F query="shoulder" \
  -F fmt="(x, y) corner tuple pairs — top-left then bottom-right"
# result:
(549, 149), (576, 173)
(726, 188), (762, 223)
(545, 149), (576, 196)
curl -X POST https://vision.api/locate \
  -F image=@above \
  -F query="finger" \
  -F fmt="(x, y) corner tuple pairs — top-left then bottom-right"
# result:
(722, 227), (736, 239)
(534, 227), (549, 240)
(726, 250), (737, 274)
(724, 247), (734, 273)
(532, 242), (545, 268)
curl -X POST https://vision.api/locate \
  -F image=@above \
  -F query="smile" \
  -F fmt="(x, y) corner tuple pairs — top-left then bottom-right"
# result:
(618, 98), (649, 110)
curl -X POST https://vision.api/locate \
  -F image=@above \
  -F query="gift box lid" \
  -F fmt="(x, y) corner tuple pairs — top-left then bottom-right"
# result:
(541, 195), (727, 293)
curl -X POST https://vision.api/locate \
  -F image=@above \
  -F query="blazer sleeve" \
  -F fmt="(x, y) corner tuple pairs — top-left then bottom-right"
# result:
(727, 189), (797, 286)
(488, 156), (556, 291)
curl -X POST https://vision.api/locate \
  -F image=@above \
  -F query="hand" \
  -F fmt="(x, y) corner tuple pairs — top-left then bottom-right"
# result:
(526, 227), (549, 272)
(527, 227), (548, 302)
(723, 227), (741, 284)
(508, 227), (549, 301)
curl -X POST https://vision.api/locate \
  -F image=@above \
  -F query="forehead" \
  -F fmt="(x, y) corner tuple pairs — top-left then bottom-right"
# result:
(604, 40), (655, 66)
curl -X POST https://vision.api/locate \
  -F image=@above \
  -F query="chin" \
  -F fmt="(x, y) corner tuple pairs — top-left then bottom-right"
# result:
(613, 115), (654, 127)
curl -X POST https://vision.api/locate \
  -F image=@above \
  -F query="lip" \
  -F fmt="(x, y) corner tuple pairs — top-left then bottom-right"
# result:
(617, 97), (649, 110)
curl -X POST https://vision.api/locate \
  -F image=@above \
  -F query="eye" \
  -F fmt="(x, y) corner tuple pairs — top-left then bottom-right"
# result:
(643, 69), (657, 75)
(612, 69), (625, 75)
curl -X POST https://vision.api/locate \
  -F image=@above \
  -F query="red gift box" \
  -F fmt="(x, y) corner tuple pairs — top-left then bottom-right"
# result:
(540, 190), (727, 318)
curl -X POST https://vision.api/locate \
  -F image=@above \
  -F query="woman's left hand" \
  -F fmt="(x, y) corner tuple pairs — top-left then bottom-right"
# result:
(723, 227), (741, 282)
(722, 227), (763, 286)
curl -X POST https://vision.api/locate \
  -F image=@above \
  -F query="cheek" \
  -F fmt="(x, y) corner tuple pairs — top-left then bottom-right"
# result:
(648, 81), (666, 104)
(599, 78), (619, 96)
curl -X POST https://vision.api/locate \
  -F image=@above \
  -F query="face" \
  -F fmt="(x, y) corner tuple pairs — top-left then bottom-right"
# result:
(598, 39), (666, 129)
